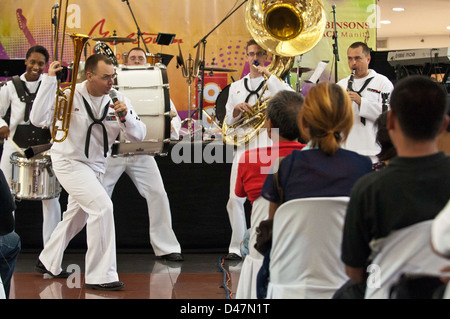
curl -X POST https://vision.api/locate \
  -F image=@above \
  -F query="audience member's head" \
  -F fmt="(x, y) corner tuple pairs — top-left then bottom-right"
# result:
(389, 75), (448, 141)
(375, 111), (396, 162)
(299, 82), (353, 155)
(265, 90), (304, 141)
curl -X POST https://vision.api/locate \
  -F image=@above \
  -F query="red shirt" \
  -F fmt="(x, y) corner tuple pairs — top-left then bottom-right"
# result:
(235, 141), (305, 204)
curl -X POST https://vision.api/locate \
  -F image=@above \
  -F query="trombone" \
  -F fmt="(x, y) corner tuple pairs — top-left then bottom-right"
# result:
(51, 0), (90, 143)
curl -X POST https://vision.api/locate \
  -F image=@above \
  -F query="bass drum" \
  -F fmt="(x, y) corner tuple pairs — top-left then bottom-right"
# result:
(214, 84), (230, 127)
(112, 65), (171, 156)
(10, 151), (61, 200)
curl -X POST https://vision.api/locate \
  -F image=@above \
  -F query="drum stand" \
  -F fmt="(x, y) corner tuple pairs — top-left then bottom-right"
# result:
(180, 73), (196, 136)
(178, 50), (203, 138)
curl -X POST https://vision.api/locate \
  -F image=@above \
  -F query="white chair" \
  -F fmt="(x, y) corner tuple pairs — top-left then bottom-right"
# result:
(0, 276), (5, 299)
(267, 197), (350, 299)
(236, 196), (270, 299)
(365, 220), (450, 299)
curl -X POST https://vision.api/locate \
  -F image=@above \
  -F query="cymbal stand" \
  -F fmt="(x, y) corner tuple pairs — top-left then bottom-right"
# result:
(122, 0), (150, 53)
(179, 53), (197, 136)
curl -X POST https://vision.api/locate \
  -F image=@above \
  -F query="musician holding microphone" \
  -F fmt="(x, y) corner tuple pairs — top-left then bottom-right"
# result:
(224, 39), (293, 260)
(337, 41), (394, 163)
(30, 54), (146, 291)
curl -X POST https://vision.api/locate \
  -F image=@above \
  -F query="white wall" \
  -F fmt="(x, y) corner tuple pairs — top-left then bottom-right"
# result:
(378, 35), (450, 51)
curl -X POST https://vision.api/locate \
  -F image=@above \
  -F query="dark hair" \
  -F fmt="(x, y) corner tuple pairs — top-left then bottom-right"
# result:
(266, 90), (303, 140)
(26, 45), (49, 63)
(375, 111), (396, 161)
(390, 75), (448, 140)
(348, 41), (371, 56)
(246, 39), (266, 55)
(84, 54), (113, 75)
(128, 47), (146, 56)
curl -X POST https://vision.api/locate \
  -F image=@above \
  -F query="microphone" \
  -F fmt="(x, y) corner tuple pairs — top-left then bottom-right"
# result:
(52, 3), (59, 9)
(332, 4), (336, 10)
(109, 90), (126, 124)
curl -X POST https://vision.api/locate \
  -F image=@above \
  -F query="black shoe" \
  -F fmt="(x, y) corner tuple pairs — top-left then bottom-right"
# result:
(225, 253), (242, 260)
(85, 281), (125, 291)
(35, 259), (71, 278)
(160, 253), (184, 262)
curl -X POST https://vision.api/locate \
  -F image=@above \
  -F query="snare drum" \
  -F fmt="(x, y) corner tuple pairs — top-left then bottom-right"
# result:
(10, 152), (61, 200)
(123, 52), (162, 66)
(112, 65), (170, 156)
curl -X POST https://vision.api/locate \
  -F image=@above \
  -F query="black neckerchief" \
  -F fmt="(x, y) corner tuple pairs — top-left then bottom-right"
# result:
(349, 76), (374, 125)
(243, 77), (265, 103)
(82, 96), (110, 158)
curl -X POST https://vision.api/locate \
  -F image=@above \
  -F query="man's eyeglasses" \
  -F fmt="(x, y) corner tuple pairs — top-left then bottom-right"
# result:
(92, 73), (117, 81)
(129, 56), (146, 62)
(247, 51), (266, 57)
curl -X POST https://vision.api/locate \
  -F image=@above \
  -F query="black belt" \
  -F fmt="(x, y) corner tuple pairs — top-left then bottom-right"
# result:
(82, 97), (110, 158)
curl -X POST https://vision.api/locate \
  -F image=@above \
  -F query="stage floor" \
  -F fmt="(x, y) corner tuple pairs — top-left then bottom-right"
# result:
(10, 252), (242, 299)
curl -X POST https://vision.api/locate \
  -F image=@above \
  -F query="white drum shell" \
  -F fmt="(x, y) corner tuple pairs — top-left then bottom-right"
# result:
(113, 65), (170, 156)
(10, 152), (61, 200)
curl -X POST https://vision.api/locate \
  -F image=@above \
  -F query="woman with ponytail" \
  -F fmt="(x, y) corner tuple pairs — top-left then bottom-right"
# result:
(261, 82), (373, 219)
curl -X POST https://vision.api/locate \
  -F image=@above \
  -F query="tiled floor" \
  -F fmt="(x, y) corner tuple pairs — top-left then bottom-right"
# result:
(10, 252), (243, 299)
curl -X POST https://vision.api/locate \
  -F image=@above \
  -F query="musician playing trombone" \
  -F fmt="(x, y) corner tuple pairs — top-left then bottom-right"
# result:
(30, 54), (146, 291)
(223, 39), (294, 260)
(337, 42), (394, 163)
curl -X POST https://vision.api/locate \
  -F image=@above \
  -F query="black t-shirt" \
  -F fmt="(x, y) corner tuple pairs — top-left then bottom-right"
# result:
(341, 152), (450, 268)
(0, 169), (15, 235)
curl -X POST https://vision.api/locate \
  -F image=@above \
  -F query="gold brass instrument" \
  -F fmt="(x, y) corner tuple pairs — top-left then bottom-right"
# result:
(222, 0), (326, 147)
(51, 0), (90, 143)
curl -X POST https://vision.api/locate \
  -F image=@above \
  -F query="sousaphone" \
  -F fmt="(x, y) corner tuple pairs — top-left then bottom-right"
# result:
(222, 0), (326, 147)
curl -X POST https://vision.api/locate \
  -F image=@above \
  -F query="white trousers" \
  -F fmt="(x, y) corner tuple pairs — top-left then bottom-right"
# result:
(226, 130), (271, 255)
(103, 156), (181, 256)
(227, 157), (247, 256)
(39, 159), (119, 284)
(0, 143), (61, 245)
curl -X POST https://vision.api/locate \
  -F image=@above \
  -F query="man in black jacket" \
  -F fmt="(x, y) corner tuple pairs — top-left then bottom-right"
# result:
(0, 169), (21, 298)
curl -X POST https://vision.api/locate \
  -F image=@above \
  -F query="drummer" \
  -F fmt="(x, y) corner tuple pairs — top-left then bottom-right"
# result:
(0, 45), (61, 246)
(102, 47), (184, 261)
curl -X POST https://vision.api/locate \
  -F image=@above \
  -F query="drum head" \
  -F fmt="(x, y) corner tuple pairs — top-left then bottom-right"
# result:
(214, 84), (230, 127)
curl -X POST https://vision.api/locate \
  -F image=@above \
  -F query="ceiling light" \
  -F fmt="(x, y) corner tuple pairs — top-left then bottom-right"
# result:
(392, 8), (405, 12)
(380, 20), (392, 24)
(447, 26), (450, 30)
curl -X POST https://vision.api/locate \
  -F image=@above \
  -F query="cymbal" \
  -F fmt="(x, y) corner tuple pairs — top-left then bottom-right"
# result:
(204, 66), (237, 73)
(93, 36), (136, 43)
(290, 67), (313, 73)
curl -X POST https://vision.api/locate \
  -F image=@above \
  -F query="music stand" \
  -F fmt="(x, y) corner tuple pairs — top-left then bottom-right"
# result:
(0, 59), (26, 80)
(156, 33), (175, 67)
(156, 33), (175, 46)
(159, 53), (174, 67)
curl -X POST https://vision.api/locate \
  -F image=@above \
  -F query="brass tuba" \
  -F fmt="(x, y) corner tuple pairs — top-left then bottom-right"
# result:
(222, 0), (326, 147)
(51, 0), (90, 143)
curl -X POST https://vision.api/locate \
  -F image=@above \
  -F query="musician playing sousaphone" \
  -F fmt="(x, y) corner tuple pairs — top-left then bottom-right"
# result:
(337, 41), (394, 163)
(223, 39), (294, 260)
(102, 47), (184, 262)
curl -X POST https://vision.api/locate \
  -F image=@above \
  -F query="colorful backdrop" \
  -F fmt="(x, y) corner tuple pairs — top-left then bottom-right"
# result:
(0, 0), (376, 121)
